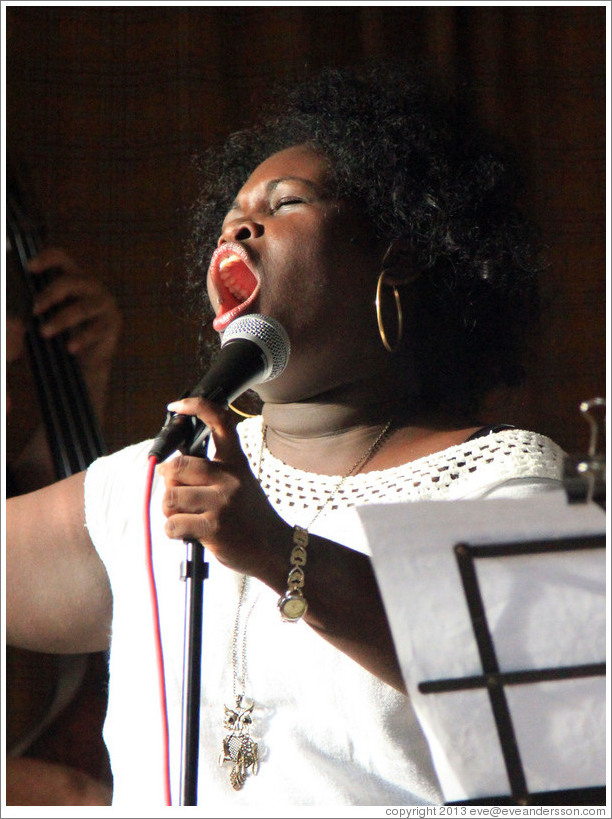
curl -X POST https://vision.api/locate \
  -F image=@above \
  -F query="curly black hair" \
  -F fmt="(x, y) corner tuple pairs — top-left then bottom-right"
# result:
(186, 62), (544, 417)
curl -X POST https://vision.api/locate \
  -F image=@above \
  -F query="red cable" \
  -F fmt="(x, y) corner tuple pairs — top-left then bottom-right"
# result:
(144, 453), (172, 806)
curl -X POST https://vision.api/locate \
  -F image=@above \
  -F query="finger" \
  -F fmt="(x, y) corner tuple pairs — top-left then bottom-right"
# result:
(27, 248), (81, 277)
(37, 300), (105, 340)
(61, 318), (117, 357)
(165, 397), (243, 463)
(158, 453), (225, 488)
(161, 482), (231, 519)
(33, 275), (104, 318)
(163, 510), (218, 545)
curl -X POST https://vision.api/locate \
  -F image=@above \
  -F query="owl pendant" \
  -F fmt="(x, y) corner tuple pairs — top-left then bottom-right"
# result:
(219, 696), (259, 790)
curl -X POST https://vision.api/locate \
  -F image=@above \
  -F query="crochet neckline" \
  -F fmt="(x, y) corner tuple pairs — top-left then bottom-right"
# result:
(233, 417), (561, 523)
(240, 416), (527, 484)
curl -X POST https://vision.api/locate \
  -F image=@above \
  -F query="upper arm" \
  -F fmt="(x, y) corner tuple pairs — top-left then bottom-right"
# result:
(6, 471), (113, 653)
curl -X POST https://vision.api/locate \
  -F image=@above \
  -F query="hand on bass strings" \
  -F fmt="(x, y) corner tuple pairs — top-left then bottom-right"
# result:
(29, 247), (122, 409)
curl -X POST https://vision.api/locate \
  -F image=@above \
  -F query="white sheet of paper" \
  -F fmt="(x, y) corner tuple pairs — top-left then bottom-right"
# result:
(353, 490), (606, 802)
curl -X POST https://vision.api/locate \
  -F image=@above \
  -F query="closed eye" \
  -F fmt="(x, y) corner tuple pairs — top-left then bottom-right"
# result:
(271, 197), (305, 212)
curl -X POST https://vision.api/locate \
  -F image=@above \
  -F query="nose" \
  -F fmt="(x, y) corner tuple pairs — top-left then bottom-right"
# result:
(218, 217), (264, 246)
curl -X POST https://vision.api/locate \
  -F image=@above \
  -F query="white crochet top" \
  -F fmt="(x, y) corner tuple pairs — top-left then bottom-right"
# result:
(84, 421), (564, 808)
(239, 417), (565, 526)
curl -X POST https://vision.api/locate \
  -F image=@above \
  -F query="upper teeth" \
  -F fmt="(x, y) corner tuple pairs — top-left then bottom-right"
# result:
(219, 254), (241, 272)
(218, 254), (252, 301)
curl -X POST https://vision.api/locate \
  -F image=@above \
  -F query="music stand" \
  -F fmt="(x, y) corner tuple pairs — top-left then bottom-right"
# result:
(420, 533), (605, 806)
(356, 489), (606, 805)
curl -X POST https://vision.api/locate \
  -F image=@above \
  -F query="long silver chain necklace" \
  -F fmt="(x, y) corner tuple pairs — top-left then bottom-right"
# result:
(218, 574), (260, 790)
(219, 418), (393, 790)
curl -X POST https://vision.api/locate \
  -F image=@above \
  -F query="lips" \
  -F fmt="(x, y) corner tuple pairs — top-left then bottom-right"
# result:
(207, 242), (260, 332)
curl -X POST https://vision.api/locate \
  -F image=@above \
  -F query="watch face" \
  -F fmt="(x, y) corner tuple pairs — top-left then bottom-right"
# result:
(279, 593), (308, 622)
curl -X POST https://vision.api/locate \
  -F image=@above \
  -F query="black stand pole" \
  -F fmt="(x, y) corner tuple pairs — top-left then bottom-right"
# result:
(179, 538), (208, 806)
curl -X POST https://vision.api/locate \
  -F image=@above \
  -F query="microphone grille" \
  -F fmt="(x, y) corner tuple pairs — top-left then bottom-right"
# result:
(220, 314), (290, 382)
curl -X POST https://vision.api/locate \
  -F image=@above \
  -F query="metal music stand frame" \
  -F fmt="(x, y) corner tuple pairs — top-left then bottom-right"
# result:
(418, 532), (606, 806)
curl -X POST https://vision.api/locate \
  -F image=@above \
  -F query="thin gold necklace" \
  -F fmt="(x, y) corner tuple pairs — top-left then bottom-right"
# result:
(219, 418), (393, 790)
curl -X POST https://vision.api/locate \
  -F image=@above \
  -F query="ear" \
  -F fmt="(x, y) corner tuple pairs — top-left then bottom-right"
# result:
(381, 239), (420, 286)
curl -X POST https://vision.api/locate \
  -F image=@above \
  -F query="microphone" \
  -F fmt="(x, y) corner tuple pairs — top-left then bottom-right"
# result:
(149, 313), (290, 462)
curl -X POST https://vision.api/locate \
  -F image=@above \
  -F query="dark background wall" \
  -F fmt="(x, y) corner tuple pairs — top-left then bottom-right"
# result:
(5, 5), (607, 460)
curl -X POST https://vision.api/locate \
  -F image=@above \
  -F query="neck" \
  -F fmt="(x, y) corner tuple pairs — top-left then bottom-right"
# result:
(258, 385), (392, 475)
(261, 399), (393, 440)
(257, 387), (481, 477)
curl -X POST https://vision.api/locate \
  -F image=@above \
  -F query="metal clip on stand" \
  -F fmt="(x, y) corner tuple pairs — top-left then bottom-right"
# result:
(563, 397), (606, 509)
(179, 537), (208, 806)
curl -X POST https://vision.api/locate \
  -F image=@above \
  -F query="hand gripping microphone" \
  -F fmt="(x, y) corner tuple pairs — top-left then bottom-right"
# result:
(148, 314), (290, 462)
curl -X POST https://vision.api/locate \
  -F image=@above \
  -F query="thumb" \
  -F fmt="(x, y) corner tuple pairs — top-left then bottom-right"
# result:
(166, 396), (244, 462)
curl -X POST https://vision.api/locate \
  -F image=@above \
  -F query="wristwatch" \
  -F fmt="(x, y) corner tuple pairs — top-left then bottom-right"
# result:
(277, 590), (308, 622)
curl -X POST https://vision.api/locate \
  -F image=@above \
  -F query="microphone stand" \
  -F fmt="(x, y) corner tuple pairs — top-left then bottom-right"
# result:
(179, 537), (208, 806)
(150, 314), (289, 805)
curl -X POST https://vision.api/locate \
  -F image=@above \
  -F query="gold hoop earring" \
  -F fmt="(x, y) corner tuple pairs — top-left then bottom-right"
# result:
(375, 269), (404, 353)
(228, 402), (259, 419)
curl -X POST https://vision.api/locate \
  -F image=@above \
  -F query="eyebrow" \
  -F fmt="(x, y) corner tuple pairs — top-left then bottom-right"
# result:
(228, 176), (326, 212)
(266, 176), (322, 194)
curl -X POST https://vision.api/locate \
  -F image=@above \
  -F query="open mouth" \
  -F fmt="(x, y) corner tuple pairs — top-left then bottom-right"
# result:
(208, 243), (260, 332)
